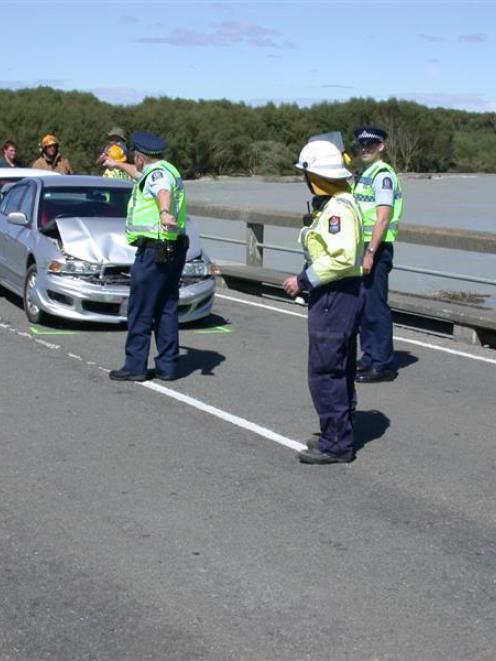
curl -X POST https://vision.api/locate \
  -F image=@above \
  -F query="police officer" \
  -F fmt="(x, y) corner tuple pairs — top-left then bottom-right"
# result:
(106, 131), (188, 382)
(352, 127), (403, 383)
(283, 140), (363, 464)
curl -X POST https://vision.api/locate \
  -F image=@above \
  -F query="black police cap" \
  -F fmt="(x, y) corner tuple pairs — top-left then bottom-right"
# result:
(353, 127), (388, 144)
(131, 131), (166, 156)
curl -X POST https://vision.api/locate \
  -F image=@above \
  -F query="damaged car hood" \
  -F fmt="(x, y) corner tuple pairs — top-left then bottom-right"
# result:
(56, 217), (202, 263)
(57, 217), (135, 264)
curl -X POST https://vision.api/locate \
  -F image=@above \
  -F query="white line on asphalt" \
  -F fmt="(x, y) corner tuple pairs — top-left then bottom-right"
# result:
(216, 292), (496, 366)
(391, 336), (496, 365)
(216, 293), (307, 318)
(1, 318), (304, 451)
(142, 380), (306, 452)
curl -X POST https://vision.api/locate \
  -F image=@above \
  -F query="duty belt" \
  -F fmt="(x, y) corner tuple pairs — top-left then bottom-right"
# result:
(134, 236), (188, 250)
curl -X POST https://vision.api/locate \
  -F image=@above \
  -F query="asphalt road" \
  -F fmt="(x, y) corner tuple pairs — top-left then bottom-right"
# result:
(0, 286), (495, 661)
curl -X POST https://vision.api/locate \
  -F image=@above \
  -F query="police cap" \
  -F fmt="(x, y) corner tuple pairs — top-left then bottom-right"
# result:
(131, 131), (166, 156)
(354, 126), (388, 145)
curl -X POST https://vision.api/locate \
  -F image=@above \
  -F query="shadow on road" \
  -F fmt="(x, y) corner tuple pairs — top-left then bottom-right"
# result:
(178, 345), (226, 377)
(180, 312), (230, 331)
(354, 409), (391, 451)
(394, 350), (419, 371)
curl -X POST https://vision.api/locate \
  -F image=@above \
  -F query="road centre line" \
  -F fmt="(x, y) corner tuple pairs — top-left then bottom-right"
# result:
(215, 293), (496, 366)
(141, 380), (306, 452)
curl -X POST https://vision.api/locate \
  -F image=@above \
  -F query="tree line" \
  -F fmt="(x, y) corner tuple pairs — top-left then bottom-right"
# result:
(1, 86), (495, 177)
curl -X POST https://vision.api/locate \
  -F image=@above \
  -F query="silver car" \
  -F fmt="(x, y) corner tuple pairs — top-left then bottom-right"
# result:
(0, 175), (216, 325)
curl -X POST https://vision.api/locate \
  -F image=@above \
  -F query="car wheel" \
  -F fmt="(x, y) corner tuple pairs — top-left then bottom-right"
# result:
(23, 264), (49, 325)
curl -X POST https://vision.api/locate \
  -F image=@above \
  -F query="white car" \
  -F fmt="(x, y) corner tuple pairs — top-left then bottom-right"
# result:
(0, 167), (60, 191)
(0, 175), (216, 325)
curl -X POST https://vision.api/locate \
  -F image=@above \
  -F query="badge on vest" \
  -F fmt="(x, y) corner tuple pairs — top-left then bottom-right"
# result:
(329, 216), (341, 234)
(382, 176), (393, 189)
(151, 170), (164, 181)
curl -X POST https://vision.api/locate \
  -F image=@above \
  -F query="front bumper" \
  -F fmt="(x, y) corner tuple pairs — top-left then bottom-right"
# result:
(33, 271), (216, 324)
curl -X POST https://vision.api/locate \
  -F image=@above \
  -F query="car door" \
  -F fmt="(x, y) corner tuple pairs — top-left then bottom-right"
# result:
(2, 183), (34, 292)
(0, 188), (11, 281)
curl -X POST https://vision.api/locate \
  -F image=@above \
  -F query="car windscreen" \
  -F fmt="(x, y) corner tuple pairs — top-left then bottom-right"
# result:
(0, 177), (21, 188)
(39, 186), (131, 226)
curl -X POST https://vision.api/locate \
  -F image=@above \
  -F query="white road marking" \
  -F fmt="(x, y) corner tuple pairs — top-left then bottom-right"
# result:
(392, 336), (496, 365)
(142, 380), (306, 451)
(216, 292), (496, 366)
(216, 293), (307, 318)
(34, 339), (60, 350)
(0, 316), (304, 451)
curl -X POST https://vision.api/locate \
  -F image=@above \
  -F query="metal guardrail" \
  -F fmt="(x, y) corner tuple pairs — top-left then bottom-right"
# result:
(188, 202), (496, 254)
(199, 233), (496, 288)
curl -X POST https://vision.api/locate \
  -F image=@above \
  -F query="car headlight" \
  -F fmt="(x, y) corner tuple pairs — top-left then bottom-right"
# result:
(182, 261), (210, 278)
(48, 259), (101, 275)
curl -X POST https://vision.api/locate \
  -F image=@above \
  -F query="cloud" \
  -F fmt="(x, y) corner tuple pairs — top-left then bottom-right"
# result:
(135, 20), (294, 49)
(457, 33), (487, 43)
(395, 92), (496, 112)
(89, 87), (150, 105)
(0, 79), (66, 90)
(419, 33), (444, 43)
(119, 15), (139, 24)
(428, 58), (439, 63)
(321, 84), (354, 89)
(35, 79), (66, 86)
(0, 79), (29, 88)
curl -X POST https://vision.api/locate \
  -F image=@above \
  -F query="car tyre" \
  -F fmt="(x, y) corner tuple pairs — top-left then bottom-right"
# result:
(23, 263), (50, 325)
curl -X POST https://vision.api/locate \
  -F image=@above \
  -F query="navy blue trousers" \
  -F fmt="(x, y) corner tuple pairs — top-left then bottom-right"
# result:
(308, 277), (361, 458)
(124, 245), (186, 376)
(359, 242), (394, 370)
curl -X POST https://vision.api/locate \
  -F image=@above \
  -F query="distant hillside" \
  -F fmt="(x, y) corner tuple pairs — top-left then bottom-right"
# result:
(1, 87), (495, 176)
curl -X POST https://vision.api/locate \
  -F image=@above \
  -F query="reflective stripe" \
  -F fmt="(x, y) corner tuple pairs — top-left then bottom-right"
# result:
(305, 265), (322, 288)
(125, 222), (185, 234)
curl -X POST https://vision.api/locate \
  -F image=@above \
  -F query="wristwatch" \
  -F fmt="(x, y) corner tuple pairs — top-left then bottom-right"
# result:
(366, 246), (376, 255)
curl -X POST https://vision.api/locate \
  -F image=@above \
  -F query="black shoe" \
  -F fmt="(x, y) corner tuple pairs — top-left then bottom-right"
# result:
(154, 371), (176, 382)
(356, 360), (371, 373)
(356, 367), (397, 383)
(109, 369), (147, 382)
(298, 448), (354, 464)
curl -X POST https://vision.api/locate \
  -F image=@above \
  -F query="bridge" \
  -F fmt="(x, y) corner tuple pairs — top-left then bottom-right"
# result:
(0, 273), (494, 659)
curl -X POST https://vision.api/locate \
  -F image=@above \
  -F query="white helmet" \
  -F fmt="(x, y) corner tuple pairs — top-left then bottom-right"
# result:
(295, 139), (352, 180)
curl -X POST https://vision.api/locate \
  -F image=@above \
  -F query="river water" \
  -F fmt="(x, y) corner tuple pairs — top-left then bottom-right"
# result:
(186, 175), (496, 307)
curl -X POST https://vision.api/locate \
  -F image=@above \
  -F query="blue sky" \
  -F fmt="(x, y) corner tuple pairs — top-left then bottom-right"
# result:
(2, 0), (495, 112)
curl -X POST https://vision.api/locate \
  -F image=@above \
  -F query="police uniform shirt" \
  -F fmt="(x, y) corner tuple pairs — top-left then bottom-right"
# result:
(372, 172), (394, 207)
(143, 167), (174, 198)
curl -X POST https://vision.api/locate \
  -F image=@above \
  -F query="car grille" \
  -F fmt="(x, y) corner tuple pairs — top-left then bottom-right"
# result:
(82, 265), (131, 285)
(82, 300), (122, 315)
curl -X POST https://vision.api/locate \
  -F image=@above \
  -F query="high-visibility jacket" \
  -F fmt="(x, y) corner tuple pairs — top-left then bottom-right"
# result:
(352, 160), (403, 242)
(298, 192), (363, 288)
(125, 160), (186, 245)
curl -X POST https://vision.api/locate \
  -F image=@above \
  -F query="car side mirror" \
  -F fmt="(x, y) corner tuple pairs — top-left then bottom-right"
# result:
(7, 212), (29, 226)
